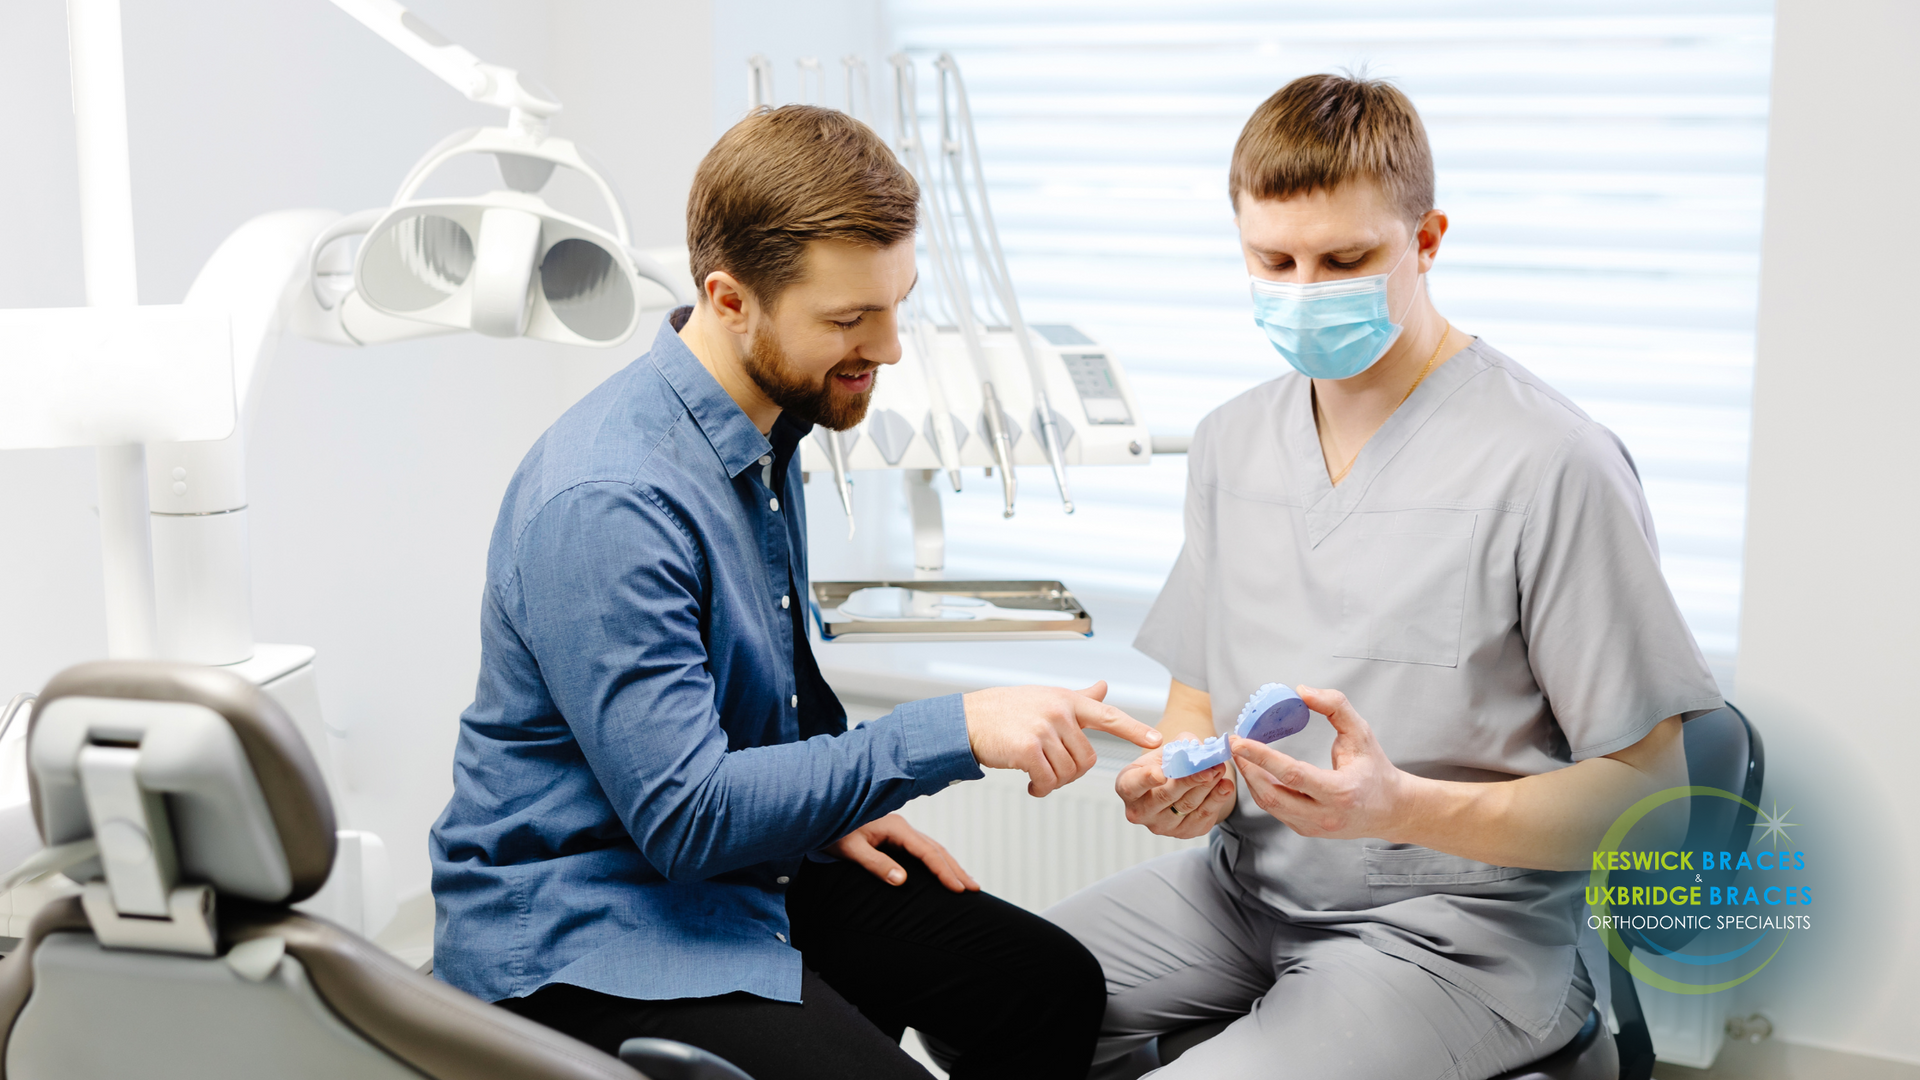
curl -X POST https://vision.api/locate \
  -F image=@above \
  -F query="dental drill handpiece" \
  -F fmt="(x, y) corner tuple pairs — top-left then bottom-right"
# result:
(826, 430), (856, 538)
(1029, 377), (1074, 514)
(906, 296), (963, 491)
(891, 55), (963, 493)
(980, 381), (1018, 518)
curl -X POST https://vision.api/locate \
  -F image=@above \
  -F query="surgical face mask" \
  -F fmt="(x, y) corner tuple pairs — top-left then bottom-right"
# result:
(1249, 232), (1421, 380)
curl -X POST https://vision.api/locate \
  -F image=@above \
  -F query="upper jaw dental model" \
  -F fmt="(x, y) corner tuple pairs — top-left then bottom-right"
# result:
(1161, 683), (1310, 779)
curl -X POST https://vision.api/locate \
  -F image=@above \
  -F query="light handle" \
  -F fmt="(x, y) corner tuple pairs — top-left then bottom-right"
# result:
(470, 207), (542, 338)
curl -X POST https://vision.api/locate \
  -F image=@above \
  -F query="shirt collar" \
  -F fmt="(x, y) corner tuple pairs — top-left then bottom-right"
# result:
(771, 411), (814, 460)
(1298, 337), (1492, 547)
(649, 307), (776, 480)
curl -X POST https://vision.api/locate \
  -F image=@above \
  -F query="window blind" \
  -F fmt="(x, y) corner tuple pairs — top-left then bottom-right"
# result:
(820, 1), (1770, 706)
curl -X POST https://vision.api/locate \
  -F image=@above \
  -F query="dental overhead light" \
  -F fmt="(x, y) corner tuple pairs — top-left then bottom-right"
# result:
(317, 0), (685, 347)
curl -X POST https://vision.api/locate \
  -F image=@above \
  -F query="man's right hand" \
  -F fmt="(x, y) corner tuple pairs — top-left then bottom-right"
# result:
(1117, 751), (1237, 840)
(962, 681), (1162, 797)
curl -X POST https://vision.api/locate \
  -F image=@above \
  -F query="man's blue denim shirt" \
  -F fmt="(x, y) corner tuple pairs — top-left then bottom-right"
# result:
(430, 309), (981, 1005)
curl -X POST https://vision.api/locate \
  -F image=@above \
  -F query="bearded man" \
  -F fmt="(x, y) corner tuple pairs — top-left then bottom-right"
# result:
(428, 106), (1162, 1080)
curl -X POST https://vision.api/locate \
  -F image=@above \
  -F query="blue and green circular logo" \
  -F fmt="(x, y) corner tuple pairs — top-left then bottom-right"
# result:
(1587, 787), (1809, 994)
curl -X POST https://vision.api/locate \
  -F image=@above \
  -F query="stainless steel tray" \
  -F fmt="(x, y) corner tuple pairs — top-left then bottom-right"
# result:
(811, 580), (1092, 643)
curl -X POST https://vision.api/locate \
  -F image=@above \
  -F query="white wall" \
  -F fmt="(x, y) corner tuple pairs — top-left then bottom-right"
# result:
(0, 0), (715, 900)
(1734, 0), (1920, 1064)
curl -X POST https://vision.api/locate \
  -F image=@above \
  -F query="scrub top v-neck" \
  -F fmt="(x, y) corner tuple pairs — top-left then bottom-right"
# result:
(1134, 337), (1723, 1039)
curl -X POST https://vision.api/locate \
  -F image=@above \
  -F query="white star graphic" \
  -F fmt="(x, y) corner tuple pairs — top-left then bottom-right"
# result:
(1751, 800), (1797, 848)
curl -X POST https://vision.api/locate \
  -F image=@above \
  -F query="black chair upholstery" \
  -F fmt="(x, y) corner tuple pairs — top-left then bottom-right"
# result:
(1594, 704), (1765, 1080)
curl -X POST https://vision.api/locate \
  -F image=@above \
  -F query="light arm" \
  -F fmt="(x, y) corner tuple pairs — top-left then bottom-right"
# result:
(327, 0), (560, 122)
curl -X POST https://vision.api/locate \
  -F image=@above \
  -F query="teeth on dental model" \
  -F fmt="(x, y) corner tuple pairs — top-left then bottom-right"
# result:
(1161, 683), (1310, 779)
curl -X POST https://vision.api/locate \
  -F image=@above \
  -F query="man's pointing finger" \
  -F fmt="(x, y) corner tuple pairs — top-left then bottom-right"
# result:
(1075, 696), (1163, 750)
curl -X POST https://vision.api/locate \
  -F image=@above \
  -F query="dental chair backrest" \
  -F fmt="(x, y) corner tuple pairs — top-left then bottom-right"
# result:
(0, 660), (645, 1080)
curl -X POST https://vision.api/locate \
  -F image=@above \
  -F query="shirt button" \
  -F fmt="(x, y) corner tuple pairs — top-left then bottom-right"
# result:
(775, 932), (787, 943)
(769, 497), (780, 512)
(780, 594), (790, 609)
(790, 695), (799, 708)
(759, 455), (772, 467)
(776, 875), (790, 885)
(948, 779), (963, 787)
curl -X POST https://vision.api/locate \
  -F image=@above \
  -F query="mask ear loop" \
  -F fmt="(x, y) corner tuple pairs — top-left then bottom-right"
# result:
(1387, 222), (1426, 325)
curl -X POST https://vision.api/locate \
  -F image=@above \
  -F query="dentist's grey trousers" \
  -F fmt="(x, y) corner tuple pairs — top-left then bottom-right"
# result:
(1045, 849), (1595, 1080)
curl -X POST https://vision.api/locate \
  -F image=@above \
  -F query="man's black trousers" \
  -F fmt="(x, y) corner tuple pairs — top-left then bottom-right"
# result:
(498, 848), (1106, 1079)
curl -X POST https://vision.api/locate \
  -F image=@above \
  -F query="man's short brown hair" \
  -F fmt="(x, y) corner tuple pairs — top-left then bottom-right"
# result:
(686, 104), (918, 307)
(1229, 74), (1433, 223)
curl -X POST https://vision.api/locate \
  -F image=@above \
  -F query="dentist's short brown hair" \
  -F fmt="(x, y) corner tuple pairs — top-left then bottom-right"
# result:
(687, 105), (919, 307)
(1230, 74), (1434, 223)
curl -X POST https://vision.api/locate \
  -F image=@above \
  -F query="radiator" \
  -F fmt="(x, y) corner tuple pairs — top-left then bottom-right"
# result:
(895, 759), (1204, 914)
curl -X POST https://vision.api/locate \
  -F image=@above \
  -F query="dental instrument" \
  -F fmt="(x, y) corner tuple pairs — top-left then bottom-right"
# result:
(842, 54), (873, 122)
(890, 52), (1020, 517)
(934, 53), (1075, 514)
(747, 53), (776, 111)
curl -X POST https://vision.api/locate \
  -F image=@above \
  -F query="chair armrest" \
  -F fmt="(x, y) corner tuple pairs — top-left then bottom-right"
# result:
(619, 1037), (755, 1080)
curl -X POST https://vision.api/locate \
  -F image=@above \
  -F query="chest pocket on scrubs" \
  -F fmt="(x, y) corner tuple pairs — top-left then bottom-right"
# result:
(1333, 510), (1476, 668)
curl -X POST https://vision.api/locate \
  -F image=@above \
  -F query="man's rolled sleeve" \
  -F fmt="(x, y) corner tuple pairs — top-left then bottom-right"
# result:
(889, 692), (982, 791)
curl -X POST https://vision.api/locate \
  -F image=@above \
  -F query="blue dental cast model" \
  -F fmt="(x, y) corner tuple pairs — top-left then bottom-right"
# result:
(1161, 683), (1310, 778)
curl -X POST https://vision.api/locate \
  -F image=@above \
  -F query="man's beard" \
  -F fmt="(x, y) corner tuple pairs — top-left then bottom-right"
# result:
(743, 324), (877, 431)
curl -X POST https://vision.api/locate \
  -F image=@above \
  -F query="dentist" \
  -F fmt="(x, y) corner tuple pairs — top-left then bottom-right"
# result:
(1048, 74), (1724, 1078)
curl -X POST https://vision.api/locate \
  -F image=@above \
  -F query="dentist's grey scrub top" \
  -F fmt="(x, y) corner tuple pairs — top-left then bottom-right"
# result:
(1134, 337), (1723, 1040)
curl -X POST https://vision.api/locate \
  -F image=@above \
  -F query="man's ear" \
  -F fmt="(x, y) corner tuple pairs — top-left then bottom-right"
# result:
(703, 270), (753, 335)
(1415, 210), (1449, 272)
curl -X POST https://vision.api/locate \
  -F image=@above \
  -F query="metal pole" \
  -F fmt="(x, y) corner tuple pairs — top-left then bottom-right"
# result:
(906, 470), (944, 579)
(68, 0), (159, 658)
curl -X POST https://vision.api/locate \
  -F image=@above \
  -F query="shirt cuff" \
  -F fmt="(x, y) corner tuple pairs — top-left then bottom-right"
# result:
(892, 693), (983, 790)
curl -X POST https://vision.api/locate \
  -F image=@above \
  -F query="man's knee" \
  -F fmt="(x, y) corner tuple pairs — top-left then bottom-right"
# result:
(1008, 911), (1106, 1029)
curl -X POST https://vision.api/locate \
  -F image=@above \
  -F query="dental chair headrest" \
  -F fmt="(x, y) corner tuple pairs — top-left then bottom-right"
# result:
(30, 661), (336, 905)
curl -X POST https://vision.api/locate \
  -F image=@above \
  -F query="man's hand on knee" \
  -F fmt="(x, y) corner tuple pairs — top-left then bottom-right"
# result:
(1117, 752), (1236, 839)
(829, 813), (979, 892)
(963, 681), (1162, 797)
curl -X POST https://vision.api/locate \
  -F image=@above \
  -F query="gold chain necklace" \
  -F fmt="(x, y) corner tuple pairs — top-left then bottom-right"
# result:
(1321, 320), (1452, 486)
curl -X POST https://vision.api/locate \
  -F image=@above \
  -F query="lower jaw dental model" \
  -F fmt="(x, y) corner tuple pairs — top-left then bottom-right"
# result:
(1161, 683), (1310, 779)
